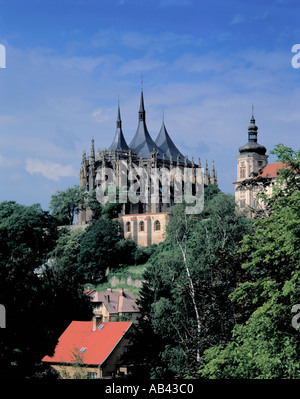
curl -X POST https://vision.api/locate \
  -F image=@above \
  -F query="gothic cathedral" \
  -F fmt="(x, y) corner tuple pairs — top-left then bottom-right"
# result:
(77, 88), (217, 245)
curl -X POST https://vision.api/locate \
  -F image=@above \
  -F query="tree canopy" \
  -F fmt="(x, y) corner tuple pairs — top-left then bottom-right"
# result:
(198, 145), (300, 379)
(49, 185), (83, 225)
(132, 185), (251, 378)
(0, 201), (92, 379)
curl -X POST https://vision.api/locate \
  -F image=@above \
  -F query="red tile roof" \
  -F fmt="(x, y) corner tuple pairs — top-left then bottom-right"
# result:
(233, 162), (285, 184)
(257, 162), (284, 179)
(42, 321), (132, 366)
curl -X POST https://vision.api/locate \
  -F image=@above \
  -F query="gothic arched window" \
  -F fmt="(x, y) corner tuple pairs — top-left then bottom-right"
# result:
(139, 221), (145, 232)
(154, 220), (161, 231)
(125, 221), (131, 232)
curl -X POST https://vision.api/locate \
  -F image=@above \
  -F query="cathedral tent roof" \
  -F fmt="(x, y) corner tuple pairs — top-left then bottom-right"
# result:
(155, 120), (188, 164)
(108, 102), (129, 151)
(129, 90), (164, 159)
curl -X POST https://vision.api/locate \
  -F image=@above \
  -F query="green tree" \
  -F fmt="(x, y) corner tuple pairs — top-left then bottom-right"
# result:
(82, 186), (124, 221)
(199, 145), (300, 379)
(0, 201), (91, 379)
(134, 186), (251, 378)
(82, 189), (102, 221)
(46, 227), (85, 285)
(77, 218), (121, 282)
(49, 185), (83, 225)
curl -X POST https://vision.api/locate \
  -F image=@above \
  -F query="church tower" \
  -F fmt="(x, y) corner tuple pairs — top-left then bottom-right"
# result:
(234, 108), (268, 211)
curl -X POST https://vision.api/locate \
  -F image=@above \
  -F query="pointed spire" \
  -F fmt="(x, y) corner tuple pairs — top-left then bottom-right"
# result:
(238, 106), (266, 156)
(154, 112), (188, 163)
(108, 99), (129, 151)
(139, 85), (146, 121)
(82, 151), (87, 167)
(204, 160), (210, 185)
(90, 137), (95, 161)
(211, 160), (215, 176)
(211, 161), (216, 185)
(129, 86), (163, 159)
(248, 105), (258, 143)
(116, 97), (122, 129)
(96, 148), (101, 161)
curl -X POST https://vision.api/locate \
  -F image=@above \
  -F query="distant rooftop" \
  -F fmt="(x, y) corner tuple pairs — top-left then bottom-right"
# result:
(84, 288), (140, 314)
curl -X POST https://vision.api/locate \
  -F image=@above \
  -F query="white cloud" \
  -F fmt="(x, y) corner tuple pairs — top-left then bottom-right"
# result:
(230, 14), (245, 25)
(0, 154), (17, 168)
(25, 158), (77, 181)
(92, 108), (111, 123)
(0, 114), (19, 125)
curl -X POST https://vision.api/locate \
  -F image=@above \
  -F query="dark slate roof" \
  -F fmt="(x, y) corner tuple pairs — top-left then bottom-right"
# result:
(108, 103), (129, 151)
(238, 116), (266, 155)
(86, 289), (140, 314)
(238, 141), (267, 155)
(155, 121), (188, 164)
(129, 91), (164, 159)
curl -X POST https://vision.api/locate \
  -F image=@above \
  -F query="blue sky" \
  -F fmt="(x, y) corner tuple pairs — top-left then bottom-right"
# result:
(0, 0), (300, 210)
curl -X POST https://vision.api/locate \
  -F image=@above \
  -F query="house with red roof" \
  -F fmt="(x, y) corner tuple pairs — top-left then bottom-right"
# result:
(42, 319), (135, 379)
(84, 287), (141, 323)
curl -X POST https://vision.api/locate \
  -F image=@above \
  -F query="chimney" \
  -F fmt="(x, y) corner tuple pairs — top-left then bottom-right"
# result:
(92, 315), (102, 331)
(119, 287), (124, 296)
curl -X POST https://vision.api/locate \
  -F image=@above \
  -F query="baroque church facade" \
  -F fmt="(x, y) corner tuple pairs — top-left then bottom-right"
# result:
(77, 88), (217, 245)
(234, 110), (284, 216)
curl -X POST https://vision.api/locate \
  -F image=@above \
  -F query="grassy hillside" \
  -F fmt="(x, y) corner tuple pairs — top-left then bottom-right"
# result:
(85, 263), (148, 295)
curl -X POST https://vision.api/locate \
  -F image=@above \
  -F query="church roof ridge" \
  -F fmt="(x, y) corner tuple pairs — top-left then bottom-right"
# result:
(155, 119), (187, 164)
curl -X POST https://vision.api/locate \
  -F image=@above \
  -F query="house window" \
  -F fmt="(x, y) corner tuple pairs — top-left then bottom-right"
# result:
(139, 221), (144, 232)
(240, 161), (246, 179)
(87, 372), (98, 379)
(240, 200), (246, 208)
(79, 347), (87, 353)
(125, 221), (131, 232)
(154, 220), (161, 231)
(240, 168), (246, 178)
(239, 161), (246, 179)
